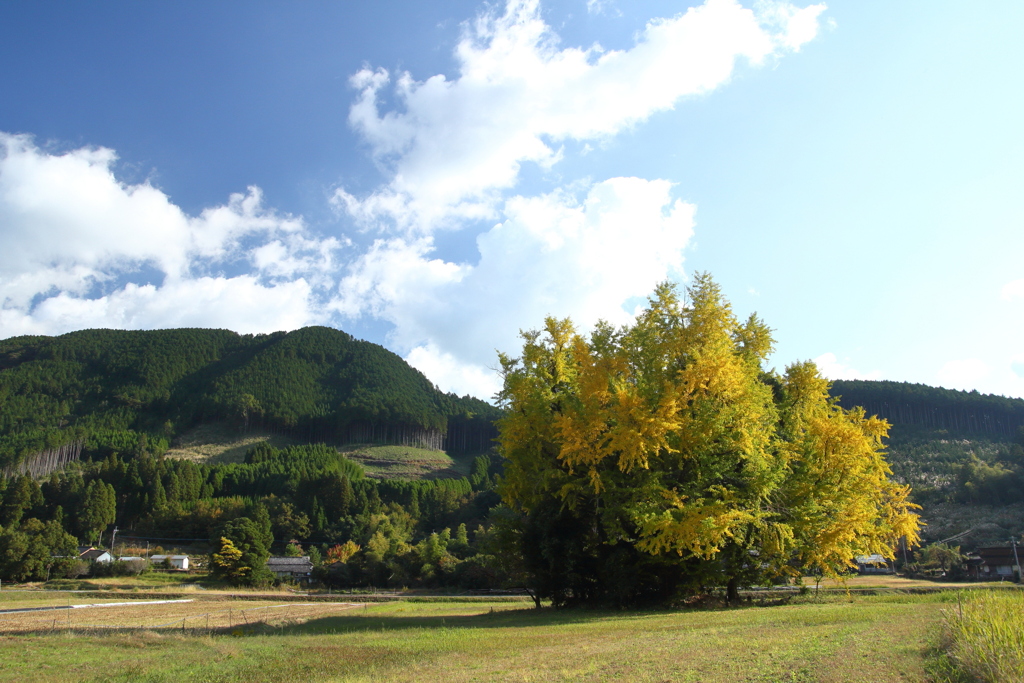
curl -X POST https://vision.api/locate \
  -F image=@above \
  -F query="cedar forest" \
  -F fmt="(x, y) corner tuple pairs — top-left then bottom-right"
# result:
(1, 277), (1023, 605)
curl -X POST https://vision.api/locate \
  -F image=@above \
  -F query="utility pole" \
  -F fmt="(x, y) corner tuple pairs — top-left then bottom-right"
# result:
(110, 526), (119, 556)
(1012, 538), (1021, 583)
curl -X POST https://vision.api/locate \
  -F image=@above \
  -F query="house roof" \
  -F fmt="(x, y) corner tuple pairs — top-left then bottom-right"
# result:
(150, 555), (189, 560)
(79, 549), (112, 560)
(267, 556), (313, 569)
(977, 547), (1019, 563)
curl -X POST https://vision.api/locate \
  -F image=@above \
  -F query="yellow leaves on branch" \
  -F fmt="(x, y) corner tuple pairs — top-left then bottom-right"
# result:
(497, 274), (921, 580)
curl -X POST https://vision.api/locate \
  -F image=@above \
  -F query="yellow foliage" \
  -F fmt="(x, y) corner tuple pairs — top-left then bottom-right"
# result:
(497, 274), (921, 586)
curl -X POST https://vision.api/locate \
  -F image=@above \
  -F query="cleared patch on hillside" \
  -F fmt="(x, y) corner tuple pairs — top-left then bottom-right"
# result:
(164, 426), (469, 480)
(164, 423), (297, 464)
(339, 444), (467, 480)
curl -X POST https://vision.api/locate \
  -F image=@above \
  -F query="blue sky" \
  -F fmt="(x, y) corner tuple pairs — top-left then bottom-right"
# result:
(1, 0), (1022, 400)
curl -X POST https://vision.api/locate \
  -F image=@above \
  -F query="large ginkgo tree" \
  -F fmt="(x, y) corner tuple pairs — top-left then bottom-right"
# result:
(496, 274), (920, 606)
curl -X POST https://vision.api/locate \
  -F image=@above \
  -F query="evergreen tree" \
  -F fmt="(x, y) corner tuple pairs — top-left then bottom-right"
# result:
(78, 480), (116, 544)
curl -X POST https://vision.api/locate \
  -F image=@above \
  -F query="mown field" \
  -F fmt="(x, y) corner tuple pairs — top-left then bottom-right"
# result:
(0, 590), (976, 682)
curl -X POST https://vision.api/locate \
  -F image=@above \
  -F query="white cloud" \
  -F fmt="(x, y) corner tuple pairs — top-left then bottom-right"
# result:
(0, 276), (319, 337)
(936, 358), (990, 391)
(406, 343), (502, 401)
(813, 352), (882, 381)
(0, 133), (341, 337)
(337, 0), (826, 232)
(1002, 278), (1024, 301)
(338, 177), (694, 395)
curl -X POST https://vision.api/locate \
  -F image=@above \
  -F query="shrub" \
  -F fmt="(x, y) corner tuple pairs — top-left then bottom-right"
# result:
(90, 559), (148, 577)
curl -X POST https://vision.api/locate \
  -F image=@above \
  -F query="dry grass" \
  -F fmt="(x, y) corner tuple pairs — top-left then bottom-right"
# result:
(0, 594), (363, 634)
(164, 423), (296, 464)
(808, 574), (1010, 590)
(0, 593), (956, 682)
(339, 444), (465, 479)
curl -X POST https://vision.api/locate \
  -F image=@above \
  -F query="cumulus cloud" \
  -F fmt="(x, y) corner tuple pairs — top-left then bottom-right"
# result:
(936, 358), (990, 391)
(813, 352), (882, 381)
(0, 133), (341, 337)
(336, 0), (826, 232)
(339, 177), (694, 394)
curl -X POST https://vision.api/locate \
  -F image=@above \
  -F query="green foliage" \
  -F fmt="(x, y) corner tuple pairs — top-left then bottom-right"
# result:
(0, 325), (512, 586)
(0, 326), (501, 471)
(78, 478), (116, 543)
(213, 516), (273, 586)
(0, 517), (78, 582)
(913, 543), (964, 576)
(952, 455), (1024, 505)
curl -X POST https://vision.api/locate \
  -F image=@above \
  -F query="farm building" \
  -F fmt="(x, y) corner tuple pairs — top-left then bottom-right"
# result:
(854, 554), (894, 574)
(79, 548), (113, 563)
(267, 556), (313, 581)
(969, 546), (1020, 579)
(150, 555), (190, 570)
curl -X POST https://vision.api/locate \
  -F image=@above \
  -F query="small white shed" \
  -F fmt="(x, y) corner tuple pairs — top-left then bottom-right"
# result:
(150, 555), (190, 570)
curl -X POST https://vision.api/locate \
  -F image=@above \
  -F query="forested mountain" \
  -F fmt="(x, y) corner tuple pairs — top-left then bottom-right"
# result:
(830, 379), (1024, 439)
(3, 334), (1024, 586)
(0, 327), (499, 473)
(0, 327), (505, 586)
(831, 380), (1024, 548)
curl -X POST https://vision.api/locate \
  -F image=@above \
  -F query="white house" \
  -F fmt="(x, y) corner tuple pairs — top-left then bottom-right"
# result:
(79, 548), (113, 563)
(150, 555), (190, 570)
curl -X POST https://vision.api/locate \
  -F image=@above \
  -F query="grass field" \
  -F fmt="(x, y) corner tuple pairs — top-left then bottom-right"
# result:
(0, 591), (966, 682)
(339, 444), (466, 479)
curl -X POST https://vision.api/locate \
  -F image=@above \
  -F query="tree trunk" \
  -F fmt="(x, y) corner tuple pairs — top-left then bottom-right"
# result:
(726, 576), (740, 604)
(525, 587), (542, 610)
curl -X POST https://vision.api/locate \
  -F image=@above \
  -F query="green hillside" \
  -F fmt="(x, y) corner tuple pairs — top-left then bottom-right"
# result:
(0, 326), (499, 473)
(831, 379), (1024, 547)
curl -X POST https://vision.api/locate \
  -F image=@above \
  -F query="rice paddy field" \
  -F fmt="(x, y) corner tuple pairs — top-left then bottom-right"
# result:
(0, 588), (987, 682)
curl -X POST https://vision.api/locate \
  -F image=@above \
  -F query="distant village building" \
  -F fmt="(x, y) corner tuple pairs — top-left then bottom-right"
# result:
(150, 555), (190, 570)
(266, 556), (313, 581)
(854, 554), (894, 574)
(78, 548), (113, 563)
(969, 547), (1020, 579)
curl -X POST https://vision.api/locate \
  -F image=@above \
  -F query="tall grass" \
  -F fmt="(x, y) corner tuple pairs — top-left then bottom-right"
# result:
(936, 590), (1024, 682)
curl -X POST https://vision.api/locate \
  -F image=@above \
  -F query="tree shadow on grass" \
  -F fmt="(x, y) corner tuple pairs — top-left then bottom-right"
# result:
(278, 605), (651, 636)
